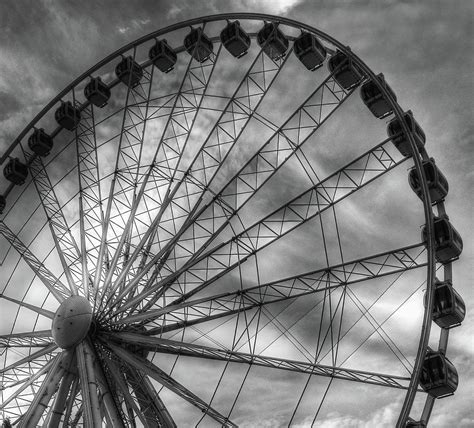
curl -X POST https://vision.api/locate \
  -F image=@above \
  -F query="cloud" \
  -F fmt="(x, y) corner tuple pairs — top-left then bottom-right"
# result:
(241, 0), (305, 14)
(308, 399), (399, 427)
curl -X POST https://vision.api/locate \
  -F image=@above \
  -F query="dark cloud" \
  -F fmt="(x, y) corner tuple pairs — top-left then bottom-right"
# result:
(0, 91), (23, 121)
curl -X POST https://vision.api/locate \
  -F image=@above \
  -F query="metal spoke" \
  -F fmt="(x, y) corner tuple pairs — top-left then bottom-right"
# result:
(113, 243), (426, 328)
(0, 357), (55, 421)
(20, 351), (73, 427)
(76, 341), (102, 426)
(103, 45), (288, 312)
(98, 44), (223, 306)
(0, 294), (55, 319)
(24, 151), (83, 296)
(75, 101), (106, 300)
(105, 333), (412, 390)
(0, 221), (70, 302)
(102, 358), (153, 428)
(0, 343), (57, 392)
(124, 367), (177, 428)
(0, 343), (55, 372)
(168, 138), (405, 305)
(62, 377), (80, 428)
(109, 67), (352, 314)
(103, 341), (237, 427)
(45, 356), (77, 428)
(112, 137), (406, 315)
(153, 70), (352, 281)
(91, 348), (127, 428)
(94, 48), (155, 296)
(0, 330), (53, 348)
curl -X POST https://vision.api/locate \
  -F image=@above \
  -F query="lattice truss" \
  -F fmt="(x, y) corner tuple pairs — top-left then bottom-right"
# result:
(0, 17), (433, 427)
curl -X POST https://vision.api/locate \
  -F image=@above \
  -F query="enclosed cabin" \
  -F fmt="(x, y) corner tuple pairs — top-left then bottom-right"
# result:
(28, 128), (53, 157)
(220, 21), (251, 58)
(408, 158), (449, 204)
(149, 39), (177, 73)
(3, 158), (28, 185)
(0, 195), (6, 214)
(422, 216), (463, 264)
(327, 49), (364, 90)
(387, 110), (425, 157)
(84, 77), (111, 108)
(116, 56), (143, 88)
(430, 279), (466, 329)
(419, 351), (458, 398)
(55, 101), (81, 131)
(184, 27), (214, 63)
(294, 32), (326, 71)
(360, 73), (397, 119)
(257, 22), (289, 61)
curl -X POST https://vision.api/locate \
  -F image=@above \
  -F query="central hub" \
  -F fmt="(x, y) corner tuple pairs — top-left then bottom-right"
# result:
(52, 295), (93, 349)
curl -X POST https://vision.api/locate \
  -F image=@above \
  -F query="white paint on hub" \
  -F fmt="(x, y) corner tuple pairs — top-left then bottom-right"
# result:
(52, 295), (92, 349)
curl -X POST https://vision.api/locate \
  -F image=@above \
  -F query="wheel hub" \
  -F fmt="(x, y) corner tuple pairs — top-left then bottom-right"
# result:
(51, 295), (93, 349)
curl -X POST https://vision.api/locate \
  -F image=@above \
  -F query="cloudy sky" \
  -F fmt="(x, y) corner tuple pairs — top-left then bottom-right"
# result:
(0, 0), (472, 427)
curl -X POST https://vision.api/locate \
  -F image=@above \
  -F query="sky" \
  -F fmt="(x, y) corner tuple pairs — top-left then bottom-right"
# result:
(0, 0), (472, 427)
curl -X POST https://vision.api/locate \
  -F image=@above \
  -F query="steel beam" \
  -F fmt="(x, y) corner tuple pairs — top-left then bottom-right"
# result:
(104, 341), (237, 427)
(61, 377), (79, 428)
(0, 221), (70, 302)
(89, 343), (126, 428)
(20, 351), (73, 428)
(125, 367), (177, 428)
(46, 366), (76, 428)
(0, 294), (55, 319)
(76, 342), (102, 427)
(25, 153), (82, 296)
(113, 243), (426, 328)
(109, 65), (354, 314)
(107, 332), (412, 391)
(103, 358), (151, 428)
(0, 330), (53, 349)
(112, 138), (406, 317)
(0, 343), (57, 375)
(0, 358), (54, 410)
(99, 43), (224, 308)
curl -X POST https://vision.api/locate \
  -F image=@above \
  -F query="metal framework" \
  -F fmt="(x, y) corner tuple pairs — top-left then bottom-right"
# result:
(0, 13), (462, 427)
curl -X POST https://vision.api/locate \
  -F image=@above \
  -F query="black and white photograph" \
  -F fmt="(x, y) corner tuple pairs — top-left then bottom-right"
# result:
(0, 1), (472, 426)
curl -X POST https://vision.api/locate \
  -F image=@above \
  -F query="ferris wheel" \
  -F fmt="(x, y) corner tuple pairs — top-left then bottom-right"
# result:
(0, 13), (465, 427)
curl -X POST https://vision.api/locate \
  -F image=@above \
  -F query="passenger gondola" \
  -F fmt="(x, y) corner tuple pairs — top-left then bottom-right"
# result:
(419, 351), (458, 398)
(327, 49), (364, 90)
(408, 158), (449, 204)
(55, 101), (81, 131)
(28, 128), (53, 157)
(149, 39), (177, 72)
(116, 56), (143, 87)
(422, 216), (463, 263)
(257, 22), (289, 60)
(360, 73), (397, 119)
(431, 279), (466, 329)
(387, 110), (425, 157)
(184, 27), (214, 63)
(3, 158), (28, 185)
(220, 21), (251, 58)
(84, 77), (111, 107)
(294, 32), (326, 71)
